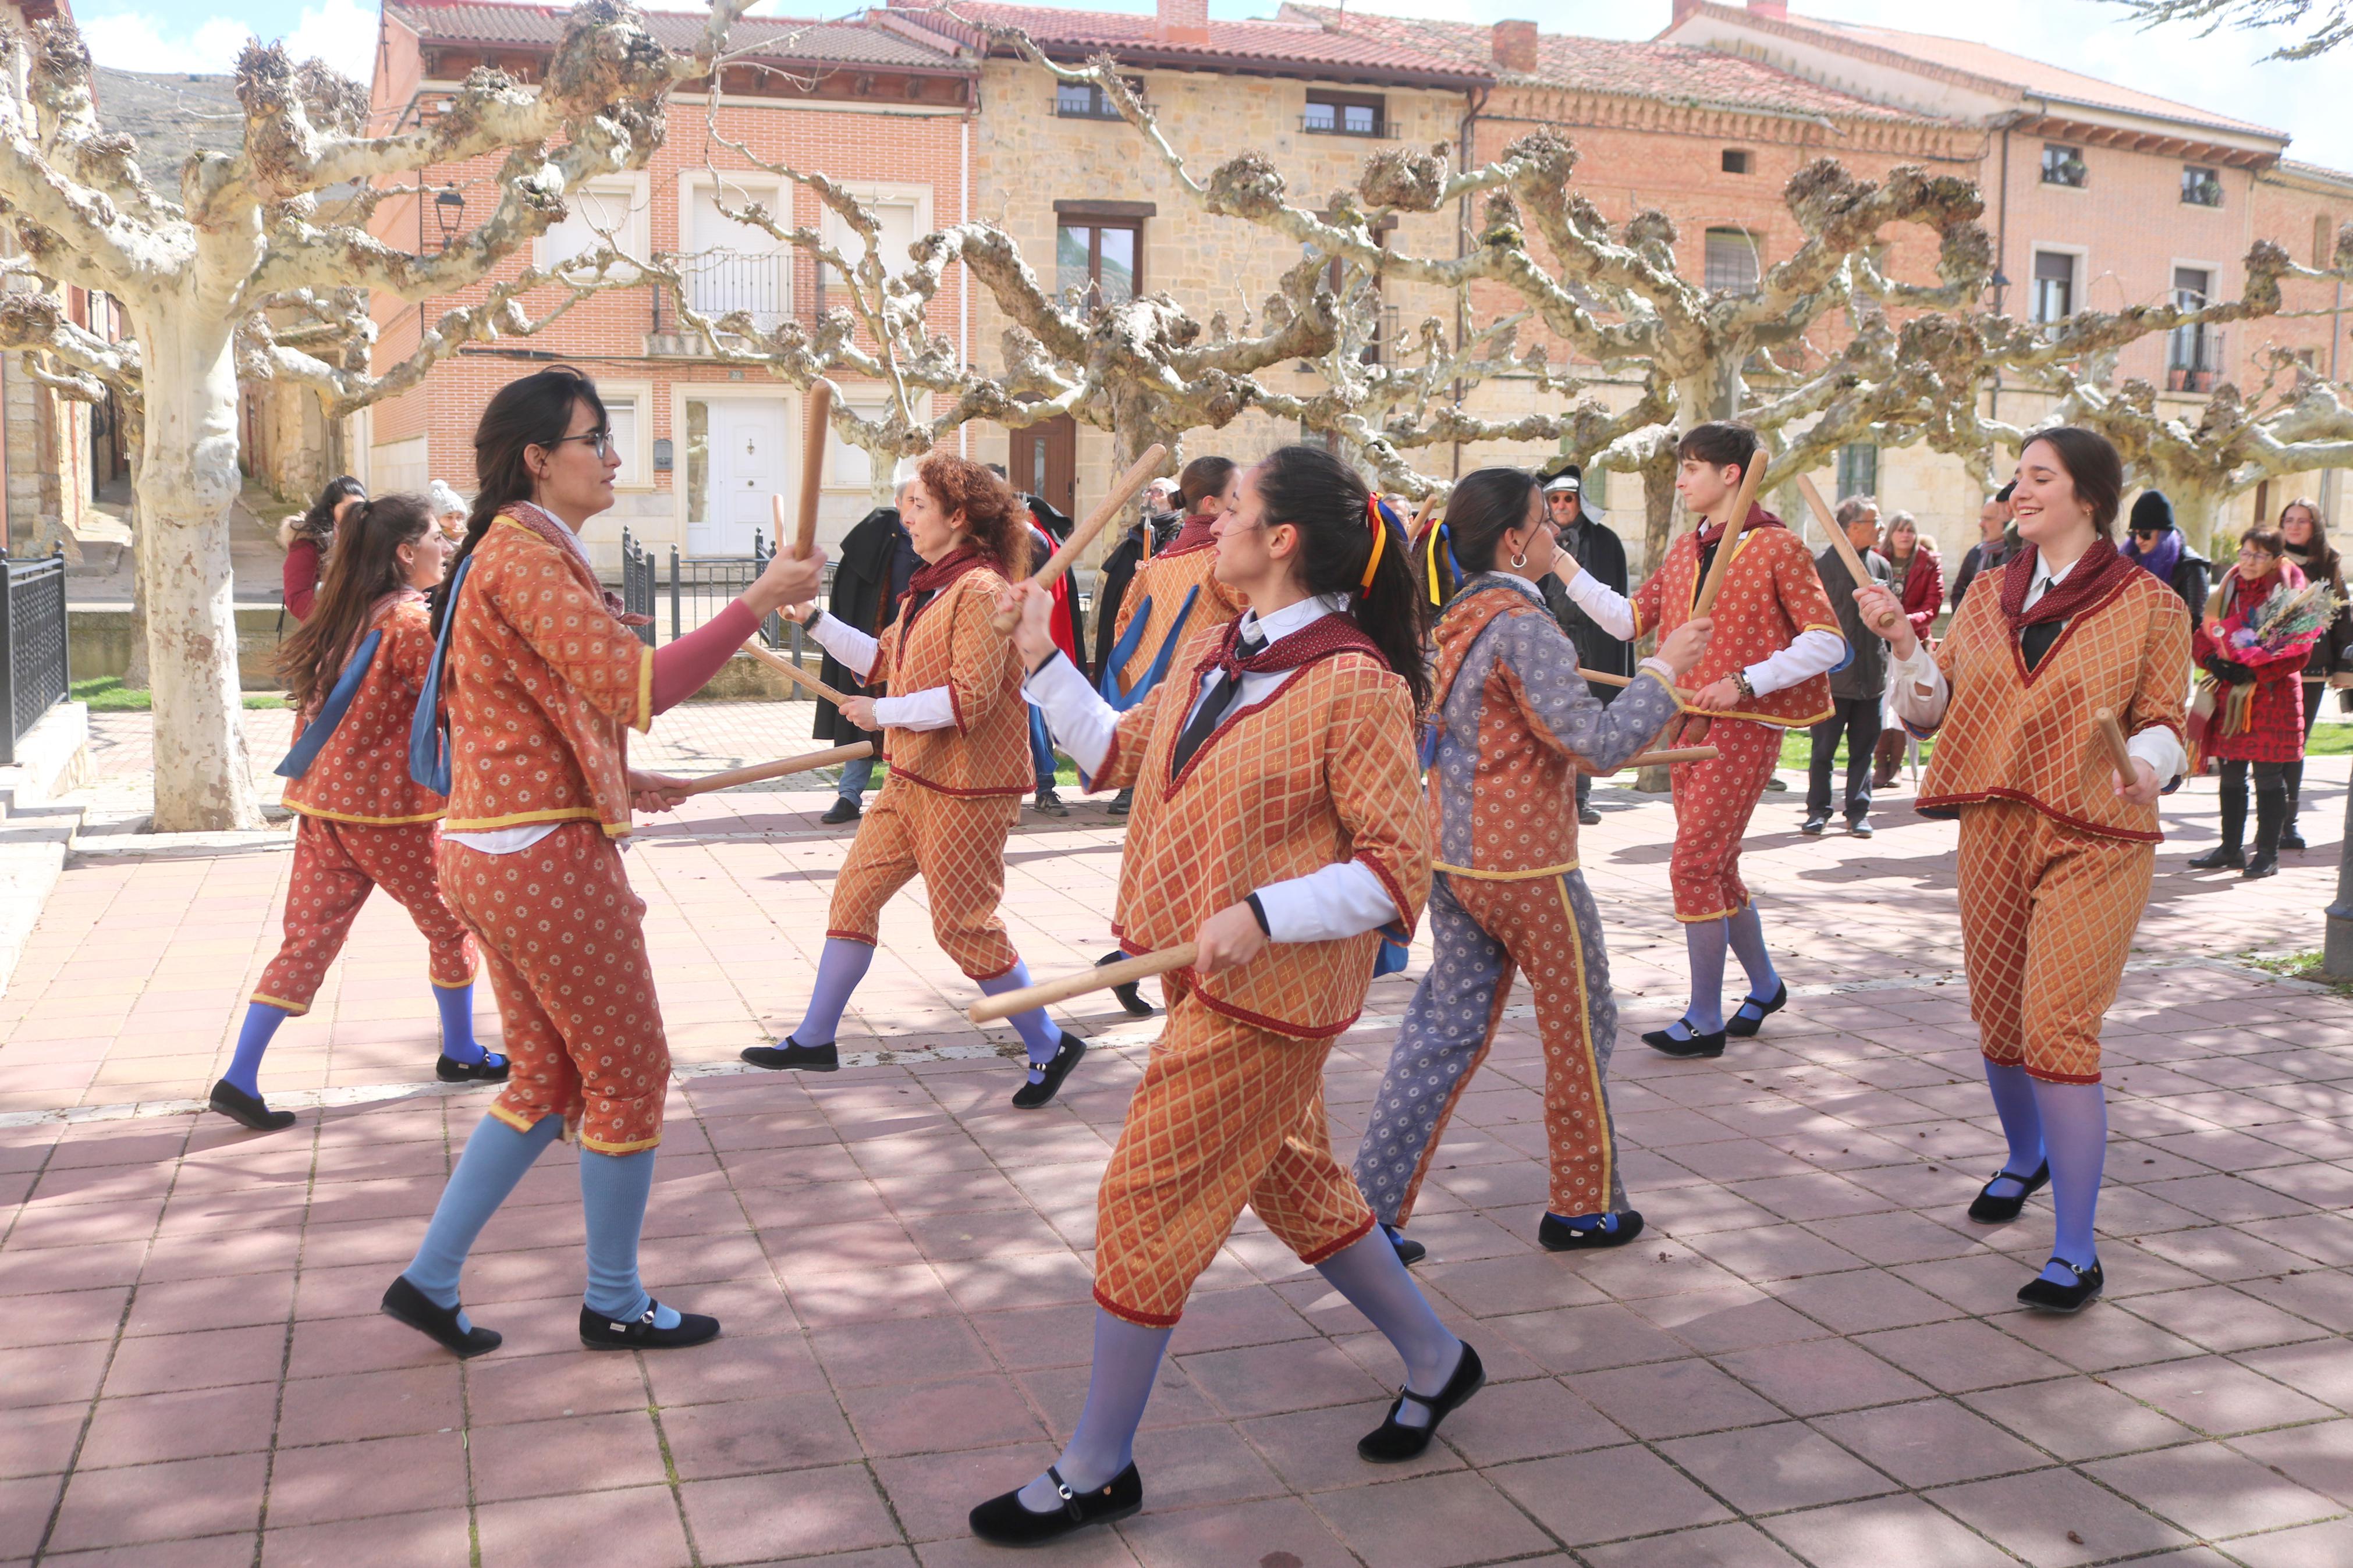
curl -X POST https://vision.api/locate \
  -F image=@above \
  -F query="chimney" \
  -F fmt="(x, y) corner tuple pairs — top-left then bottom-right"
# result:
(1158, 0), (1210, 46)
(1670, 0), (1705, 26)
(1748, 1), (1791, 18)
(1491, 20), (1538, 74)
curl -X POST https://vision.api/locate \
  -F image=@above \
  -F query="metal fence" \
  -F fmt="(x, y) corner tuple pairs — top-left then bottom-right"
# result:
(1, 545), (70, 765)
(618, 529), (823, 689)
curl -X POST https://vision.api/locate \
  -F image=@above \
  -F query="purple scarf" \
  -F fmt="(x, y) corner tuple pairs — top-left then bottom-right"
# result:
(2123, 527), (2184, 586)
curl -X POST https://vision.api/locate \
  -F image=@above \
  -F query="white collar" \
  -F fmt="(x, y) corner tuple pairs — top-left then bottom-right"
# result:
(2031, 551), (2078, 591)
(1483, 571), (1546, 603)
(1240, 592), (1350, 646)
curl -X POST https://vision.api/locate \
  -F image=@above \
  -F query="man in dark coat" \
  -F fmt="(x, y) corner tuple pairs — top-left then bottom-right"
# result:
(815, 502), (916, 825)
(1949, 488), (2017, 609)
(1805, 504), (1892, 837)
(1536, 465), (1634, 825)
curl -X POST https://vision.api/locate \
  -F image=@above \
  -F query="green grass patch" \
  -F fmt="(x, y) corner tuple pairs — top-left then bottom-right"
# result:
(2236, 948), (2353, 998)
(1773, 728), (1932, 771)
(73, 677), (285, 712)
(2304, 723), (2353, 757)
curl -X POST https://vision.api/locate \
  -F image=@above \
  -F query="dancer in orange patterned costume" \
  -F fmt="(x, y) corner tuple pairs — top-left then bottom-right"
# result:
(966, 445), (1473, 1548)
(381, 368), (821, 1359)
(1862, 427), (2189, 1314)
(1554, 421), (1844, 1058)
(743, 452), (1086, 1107)
(1353, 468), (1709, 1265)
(210, 496), (489, 1134)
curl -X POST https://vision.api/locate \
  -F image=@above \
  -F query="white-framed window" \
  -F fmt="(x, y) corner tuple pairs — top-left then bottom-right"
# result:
(680, 172), (792, 332)
(820, 183), (933, 294)
(827, 397), (886, 491)
(535, 175), (649, 278)
(1703, 227), (1761, 296)
(2031, 248), (2080, 325)
(594, 379), (655, 491)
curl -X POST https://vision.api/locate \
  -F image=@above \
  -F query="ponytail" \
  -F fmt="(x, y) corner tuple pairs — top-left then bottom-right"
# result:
(1251, 445), (1433, 710)
(434, 366), (607, 633)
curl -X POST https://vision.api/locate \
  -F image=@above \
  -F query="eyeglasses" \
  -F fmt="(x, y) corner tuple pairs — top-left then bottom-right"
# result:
(552, 429), (617, 460)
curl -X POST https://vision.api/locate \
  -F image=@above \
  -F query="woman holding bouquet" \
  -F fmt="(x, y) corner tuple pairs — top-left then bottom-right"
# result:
(2187, 524), (2324, 880)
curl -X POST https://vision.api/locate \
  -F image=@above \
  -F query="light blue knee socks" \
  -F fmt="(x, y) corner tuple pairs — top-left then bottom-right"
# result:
(790, 937), (876, 1046)
(222, 1002), (292, 1097)
(581, 1146), (679, 1329)
(403, 1112), (563, 1329)
(1017, 1309), (1170, 1510)
(976, 962), (1063, 1080)
(435, 983), (486, 1066)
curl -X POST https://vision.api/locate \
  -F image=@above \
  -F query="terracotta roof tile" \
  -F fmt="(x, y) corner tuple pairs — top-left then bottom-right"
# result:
(906, 2), (1490, 88)
(386, 3), (968, 70)
(1277, 3), (1941, 125)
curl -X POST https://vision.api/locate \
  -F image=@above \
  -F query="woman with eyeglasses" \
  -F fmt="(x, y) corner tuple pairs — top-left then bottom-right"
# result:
(2279, 498), (2351, 850)
(2121, 490), (2212, 629)
(2188, 523), (2319, 879)
(379, 367), (822, 1360)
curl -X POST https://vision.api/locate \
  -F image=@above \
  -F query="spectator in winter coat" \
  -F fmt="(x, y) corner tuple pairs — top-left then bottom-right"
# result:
(1949, 493), (2016, 608)
(2122, 490), (2212, 628)
(279, 475), (365, 621)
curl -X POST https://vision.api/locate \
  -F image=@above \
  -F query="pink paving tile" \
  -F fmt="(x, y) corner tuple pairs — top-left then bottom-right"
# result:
(1932, 1466), (2192, 1567)
(1578, 1521), (1803, 1567)
(810, 1313), (996, 1388)
(261, 1506), (473, 1568)
(273, 1364), (464, 1448)
(1812, 1399), (2046, 1487)
(1717, 1334), (1937, 1416)
(1489, 1443), (1734, 1545)
(1849, 1317), (2071, 1393)
(1486, 1300), (1689, 1375)
(0, 1341), (108, 1412)
(463, 1347), (652, 1427)
(1766, 1267), (1961, 1335)
(475, 1482), (692, 1568)
(470, 1409), (671, 1503)
(45, 1452), (268, 1552)
(75, 1382), (277, 1470)
(0, 1240), (147, 1296)
(662, 1389), (864, 1480)
(1662, 1421), (1895, 1514)
(1231, 1399), (1465, 1492)
(1627, 1283), (1827, 1354)
(2234, 1419), (2353, 1508)
(1762, 1494), (2018, 1568)
(641, 1328), (828, 1408)
(1119, 1494), (1361, 1568)
(0, 1287), (127, 1352)
(43, 1531), (260, 1567)
(2104, 1354), (2338, 1437)
(1957, 1376), (2198, 1462)
(2227, 1516), (2353, 1568)
(1568, 1356), (1784, 1438)
(0, 1473), (62, 1558)
(2085, 1441), (2340, 1538)
(1178, 1338), (1392, 1421)
(264, 1431), (470, 1528)
(838, 1373), (1049, 1458)
(1311, 1469), (1555, 1568)
(119, 1270), (296, 1338)
(679, 1467), (902, 1563)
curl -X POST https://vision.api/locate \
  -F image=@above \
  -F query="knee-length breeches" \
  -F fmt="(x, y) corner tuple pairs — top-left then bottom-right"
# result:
(1094, 987), (1376, 1327)
(1669, 717), (1783, 922)
(254, 816), (476, 1013)
(438, 823), (670, 1153)
(1354, 870), (1624, 1228)
(826, 778), (1021, 981)
(1956, 799), (2153, 1086)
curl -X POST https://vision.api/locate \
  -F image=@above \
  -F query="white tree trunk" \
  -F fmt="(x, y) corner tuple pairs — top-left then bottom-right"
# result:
(2161, 480), (2230, 561)
(135, 314), (258, 831)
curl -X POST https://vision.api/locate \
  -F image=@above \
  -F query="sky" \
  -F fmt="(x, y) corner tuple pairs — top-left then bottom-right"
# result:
(71, 0), (2353, 170)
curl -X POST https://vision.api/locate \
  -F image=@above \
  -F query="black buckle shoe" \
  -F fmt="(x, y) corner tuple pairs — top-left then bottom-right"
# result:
(740, 1037), (839, 1072)
(1642, 1020), (1726, 1059)
(1358, 1342), (1485, 1462)
(2188, 845), (2245, 870)
(1966, 1159), (2050, 1224)
(2017, 1257), (2103, 1314)
(1383, 1223), (1426, 1267)
(1098, 951), (1155, 1016)
(819, 797), (861, 826)
(968, 1462), (1142, 1546)
(207, 1079), (297, 1133)
(1011, 1032), (1087, 1109)
(579, 1300), (720, 1350)
(1724, 980), (1787, 1039)
(1538, 1210), (1645, 1251)
(435, 1052), (509, 1084)
(381, 1275), (501, 1358)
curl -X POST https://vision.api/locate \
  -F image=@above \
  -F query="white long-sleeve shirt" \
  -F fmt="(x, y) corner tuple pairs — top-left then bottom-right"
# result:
(1556, 566), (1844, 696)
(803, 608), (957, 732)
(1023, 593), (1398, 943)
(1886, 551), (2187, 784)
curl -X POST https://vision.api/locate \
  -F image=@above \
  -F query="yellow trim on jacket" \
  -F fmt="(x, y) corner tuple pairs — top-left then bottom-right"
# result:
(282, 801), (448, 828)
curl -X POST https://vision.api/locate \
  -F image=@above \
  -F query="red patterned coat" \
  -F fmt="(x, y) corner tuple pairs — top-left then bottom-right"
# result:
(2196, 563), (2319, 765)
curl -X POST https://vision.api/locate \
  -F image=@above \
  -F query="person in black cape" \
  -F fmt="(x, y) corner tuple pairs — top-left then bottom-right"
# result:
(1536, 467), (1634, 825)
(815, 502), (917, 825)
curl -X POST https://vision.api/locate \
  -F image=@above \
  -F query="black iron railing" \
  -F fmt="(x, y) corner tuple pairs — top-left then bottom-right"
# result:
(1, 545), (69, 765)
(619, 529), (826, 688)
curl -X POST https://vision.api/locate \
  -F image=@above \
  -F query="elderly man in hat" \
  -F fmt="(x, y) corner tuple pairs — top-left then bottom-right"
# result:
(1536, 466), (1635, 825)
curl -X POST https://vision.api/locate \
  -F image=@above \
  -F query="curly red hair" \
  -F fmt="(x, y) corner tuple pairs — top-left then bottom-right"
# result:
(916, 451), (1026, 576)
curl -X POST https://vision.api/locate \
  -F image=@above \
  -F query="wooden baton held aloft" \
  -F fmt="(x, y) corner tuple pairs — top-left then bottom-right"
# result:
(989, 442), (1171, 633)
(677, 742), (873, 798)
(1689, 451), (1769, 618)
(1794, 474), (1901, 632)
(2093, 706), (2136, 780)
(967, 943), (1199, 1023)
(794, 381), (835, 560)
(741, 638), (854, 708)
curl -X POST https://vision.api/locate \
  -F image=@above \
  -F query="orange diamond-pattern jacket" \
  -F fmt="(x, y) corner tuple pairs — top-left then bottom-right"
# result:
(1110, 536), (1246, 696)
(871, 564), (1031, 798)
(1631, 507), (1839, 728)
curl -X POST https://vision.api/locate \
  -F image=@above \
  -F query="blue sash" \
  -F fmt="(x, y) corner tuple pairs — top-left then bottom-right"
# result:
(1094, 584), (1201, 713)
(274, 630), (381, 780)
(407, 555), (474, 794)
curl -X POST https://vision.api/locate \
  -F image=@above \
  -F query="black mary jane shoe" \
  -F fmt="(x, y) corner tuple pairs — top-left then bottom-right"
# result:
(1098, 951), (1156, 1017)
(819, 797), (861, 826)
(1010, 1032), (1087, 1110)
(1642, 1020), (1726, 1059)
(1724, 980), (1787, 1039)
(2017, 1256), (2103, 1314)
(1358, 1342), (1486, 1463)
(381, 1275), (501, 1358)
(1538, 1210), (1645, 1251)
(740, 1037), (840, 1072)
(435, 1051), (510, 1085)
(1383, 1223), (1427, 1267)
(579, 1301), (721, 1351)
(207, 1079), (297, 1133)
(969, 1462), (1142, 1547)
(1965, 1159), (2050, 1224)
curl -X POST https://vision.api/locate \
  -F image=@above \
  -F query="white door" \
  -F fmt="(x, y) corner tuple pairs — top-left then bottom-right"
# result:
(688, 397), (791, 557)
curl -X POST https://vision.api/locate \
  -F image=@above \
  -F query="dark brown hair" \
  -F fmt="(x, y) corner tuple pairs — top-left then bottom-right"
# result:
(434, 367), (607, 631)
(1250, 445), (1433, 710)
(2241, 524), (2286, 558)
(1435, 465), (1543, 588)
(1676, 421), (1759, 477)
(915, 450), (1024, 576)
(276, 494), (435, 713)
(2280, 497), (2341, 586)
(2020, 426), (2125, 538)
(292, 475), (365, 546)
(1178, 454), (1238, 514)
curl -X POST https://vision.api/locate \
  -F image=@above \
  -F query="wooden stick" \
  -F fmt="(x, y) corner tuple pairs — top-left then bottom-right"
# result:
(741, 638), (854, 707)
(1575, 745), (1719, 774)
(1688, 451), (1769, 618)
(794, 381), (835, 560)
(968, 943), (1199, 1023)
(677, 742), (873, 798)
(1576, 667), (1699, 705)
(990, 442), (1170, 633)
(2093, 706), (2136, 779)
(1409, 492), (1439, 538)
(1794, 474), (1901, 632)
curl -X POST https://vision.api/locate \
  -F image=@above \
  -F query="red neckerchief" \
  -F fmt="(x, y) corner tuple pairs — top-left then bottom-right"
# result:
(899, 546), (989, 632)
(1193, 608), (1381, 688)
(1694, 502), (1783, 548)
(503, 503), (631, 622)
(1999, 538), (2136, 629)
(1166, 513), (1218, 554)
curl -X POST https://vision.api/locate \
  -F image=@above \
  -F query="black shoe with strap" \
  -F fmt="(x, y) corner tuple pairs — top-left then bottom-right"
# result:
(1537, 1210), (1644, 1251)
(1011, 1032), (1087, 1109)
(1965, 1159), (2050, 1223)
(1097, 951), (1155, 1016)
(381, 1274), (501, 1359)
(2016, 1257), (2103, 1314)
(435, 1051), (510, 1084)
(968, 1462), (1142, 1546)
(1383, 1222), (1426, 1267)
(1642, 1019), (1726, 1059)
(740, 1037), (839, 1072)
(1358, 1342), (1486, 1462)
(1725, 980), (1787, 1039)
(579, 1300), (720, 1350)
(208, 1079), (297, 1133)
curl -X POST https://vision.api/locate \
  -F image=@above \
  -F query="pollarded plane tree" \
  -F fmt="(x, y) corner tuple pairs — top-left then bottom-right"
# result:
(0, 1), (750, 831)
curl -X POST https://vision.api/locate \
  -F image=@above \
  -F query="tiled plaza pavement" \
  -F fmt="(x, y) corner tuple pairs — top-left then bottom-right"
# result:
(3, 722), (2353, 1565)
